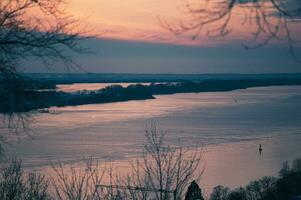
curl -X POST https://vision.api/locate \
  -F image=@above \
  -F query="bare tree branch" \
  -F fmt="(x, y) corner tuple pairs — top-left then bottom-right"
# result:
(0, 0), (91, 132)
(162, 0), (301, 62)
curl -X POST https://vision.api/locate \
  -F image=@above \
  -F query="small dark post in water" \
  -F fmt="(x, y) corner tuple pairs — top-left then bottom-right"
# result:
(259, 144), (262, 156)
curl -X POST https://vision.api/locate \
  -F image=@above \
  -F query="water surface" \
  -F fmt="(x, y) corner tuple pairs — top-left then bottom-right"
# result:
(2, 85), (301, 193)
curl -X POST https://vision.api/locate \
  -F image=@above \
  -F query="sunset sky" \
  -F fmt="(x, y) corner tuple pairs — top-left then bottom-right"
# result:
(67, 0), (254, 45)
(26, 0), (301, 74)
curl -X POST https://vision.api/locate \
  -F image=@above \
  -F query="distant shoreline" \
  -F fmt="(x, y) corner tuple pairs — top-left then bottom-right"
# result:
(25, 73), (301, 84)
(1, 78), (301, 113)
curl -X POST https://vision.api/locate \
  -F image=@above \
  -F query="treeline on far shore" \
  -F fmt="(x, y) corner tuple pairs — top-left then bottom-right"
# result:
(1, 78), (301, 113)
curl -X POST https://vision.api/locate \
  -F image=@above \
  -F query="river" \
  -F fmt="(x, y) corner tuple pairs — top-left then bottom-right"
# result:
(2, 85), (301, 193)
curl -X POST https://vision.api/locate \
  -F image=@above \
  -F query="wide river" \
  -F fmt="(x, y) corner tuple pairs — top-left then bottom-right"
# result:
(2, 85), (301, 194)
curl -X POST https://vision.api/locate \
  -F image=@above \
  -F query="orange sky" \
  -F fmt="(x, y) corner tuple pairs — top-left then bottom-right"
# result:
(25, 1), (301, 73)
(66, 0), (252, 46)
(26, 0), (301, 47)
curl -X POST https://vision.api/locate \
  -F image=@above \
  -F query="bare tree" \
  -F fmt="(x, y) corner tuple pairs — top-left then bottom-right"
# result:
(162, 0), (301, 61)
(49, 122), (205, 200)
(0, 159), (50, 200)
(115, 122), (204, 200)
(0, 0), (87, 71)
(0, 123), (205, 200)
(51, 158), (107, 200)
(0, 0), (89, 131)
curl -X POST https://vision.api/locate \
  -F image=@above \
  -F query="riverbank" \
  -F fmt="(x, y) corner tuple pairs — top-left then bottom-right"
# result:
(1, 78), (301, 113)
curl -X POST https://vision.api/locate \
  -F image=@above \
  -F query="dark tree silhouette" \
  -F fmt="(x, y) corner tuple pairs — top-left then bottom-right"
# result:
(123, 123), (204, 200)
(0, 0), (89, 130)
(162, 0), (301, 61)
(184, 181), (204, 200)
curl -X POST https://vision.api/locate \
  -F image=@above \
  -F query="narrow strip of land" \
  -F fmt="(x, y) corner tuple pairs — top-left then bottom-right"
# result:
(1, 78), (301, 113)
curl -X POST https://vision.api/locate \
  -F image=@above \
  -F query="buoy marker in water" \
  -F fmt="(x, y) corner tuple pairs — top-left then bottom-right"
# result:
(259, 144), (262, 156)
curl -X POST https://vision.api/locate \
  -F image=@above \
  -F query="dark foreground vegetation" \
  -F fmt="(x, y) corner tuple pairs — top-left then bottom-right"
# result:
(208, 158), (301, 200)
(0, 125), (300, 200)
(1, 157), (300, 200)
(0, 124), (203, 200)
(1, 78), (301, 113)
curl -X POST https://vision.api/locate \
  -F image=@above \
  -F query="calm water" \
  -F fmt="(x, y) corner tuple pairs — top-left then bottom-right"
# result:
(2, 85), (301, 193)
